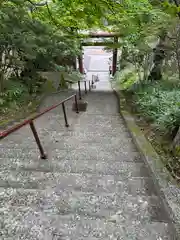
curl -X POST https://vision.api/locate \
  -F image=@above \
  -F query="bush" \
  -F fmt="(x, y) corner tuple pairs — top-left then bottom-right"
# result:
(0, 79), (28, 107)
(0, 76), (47, 113)
(135, 82), (180, 135)
(42, 79), (56, 93)
(58, 73), (68, 90)
(114, 67), (180, 136)
(114, 67), (139, 90)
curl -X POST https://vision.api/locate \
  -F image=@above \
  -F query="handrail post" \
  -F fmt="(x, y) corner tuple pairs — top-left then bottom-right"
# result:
(62, 102), (69, 127)
(91, 75), (94, 86)
(84, 81), (87, 94)
(29, 121), (47, 159)
(78, 81), (82, 100)
(89, 81), (91, 91)
(74, 94), (79, 113)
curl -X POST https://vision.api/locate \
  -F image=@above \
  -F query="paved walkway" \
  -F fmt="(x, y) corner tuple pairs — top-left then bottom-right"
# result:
(0, 47), (175, 239)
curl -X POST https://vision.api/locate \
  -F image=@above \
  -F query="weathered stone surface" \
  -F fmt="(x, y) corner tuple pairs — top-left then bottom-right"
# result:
(0, 81), (176, 239)
(114, 89), (180, 238)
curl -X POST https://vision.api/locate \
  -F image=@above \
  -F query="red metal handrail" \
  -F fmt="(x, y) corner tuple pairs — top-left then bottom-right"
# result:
(77, 79), (92, 100)
(0, 78), (93, 160)
(0, 94), (79, 159)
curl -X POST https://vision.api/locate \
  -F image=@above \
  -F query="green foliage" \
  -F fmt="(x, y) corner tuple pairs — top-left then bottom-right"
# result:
(63, 71), (83, 83)
(0, 78), (28, 112)
(31, 0), (117, 31)
(2, 0), (180, 134)
(0, 1), (79, 82)
(114, 68), (138, 90)
(112, 0), (180, 139)
(135, 82), (180, 135)
(112, 0), (172, 83)
(42, 79), (56, 93)
(58, 73), (68, 90)
(0, 0), (81, 113)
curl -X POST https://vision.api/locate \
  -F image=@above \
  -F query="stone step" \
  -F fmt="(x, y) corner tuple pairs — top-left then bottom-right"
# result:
(0, 143), (140, 159)
(62, 147), (139, 162)
(0, 188), (172, 239)
(82, 93), (119, 114)
(84, 91), (117, 101)
(38, 90), (78, 108)
(0, 217), (173, 240)
(1, 115), (131, 143)
(85, 96), (118, 103)
(0, 87), (176, 239)
(34, 115), (131, 138)
(0, 170), (157, 196)
(0, 140), (40, 149)
(0, 112), (131, 150)
(58, 123), (130, 134)
(72, 113), (125, 122)
(0, 114), (80, 148)
(85, 90), (115, 95)
(38, 91), (118, 116)
(0, 158), (149, 177)
(0, 133), (136, 148)
(0, 187), (169, 221)
(82, 106), (118, 114)
(34, 126), (132, 141)
(46, 133), (137, 151)
(0, 147), (68, 160)
(0, 138), (139, 161)
(0, 113), (78, 135)
(40, 115), (126, 128)
(0, 137), (141, 162)
(0, 125), (140, 160)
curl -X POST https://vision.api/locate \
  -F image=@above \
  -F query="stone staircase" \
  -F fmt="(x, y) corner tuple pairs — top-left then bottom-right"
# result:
(0, 88), (176, 239)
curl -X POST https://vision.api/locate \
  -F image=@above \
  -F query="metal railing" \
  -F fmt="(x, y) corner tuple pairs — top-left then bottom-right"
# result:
(0, 94), (79, 159)
(77, 80), (92, 100)
(0, 78), (95, 160)
(91, 75), (99, 89)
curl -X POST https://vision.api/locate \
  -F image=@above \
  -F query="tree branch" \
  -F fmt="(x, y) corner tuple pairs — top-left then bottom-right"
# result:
(27, 0), (59, 26)
(26, 0), (47, 6)
(45, 2), (59, 26)
(172, 0), (180, 18)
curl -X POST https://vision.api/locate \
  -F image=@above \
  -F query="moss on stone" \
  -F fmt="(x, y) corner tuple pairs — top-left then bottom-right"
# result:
(116, 88), (178, 184)
(174, 146), (180, 157)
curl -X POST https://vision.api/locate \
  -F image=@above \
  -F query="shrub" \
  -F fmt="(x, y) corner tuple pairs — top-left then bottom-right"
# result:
(58, 73), (68, 90)
(135, 82), (180, 135)
(0, 79), (29, 113)
(42, 79), (56, 93)
(114, 67), (139, 90)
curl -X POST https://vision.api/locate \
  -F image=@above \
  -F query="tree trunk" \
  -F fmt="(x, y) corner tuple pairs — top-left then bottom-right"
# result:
(148, 31), (167, 81)
(120, 46), (128, 70)
(0, 73), (4, 92)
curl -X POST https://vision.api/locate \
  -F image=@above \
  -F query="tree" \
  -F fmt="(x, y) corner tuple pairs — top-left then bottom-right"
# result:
(0, 0), (79, 95)
(109, 0), (171, 82)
